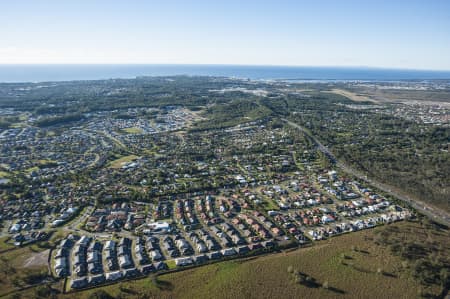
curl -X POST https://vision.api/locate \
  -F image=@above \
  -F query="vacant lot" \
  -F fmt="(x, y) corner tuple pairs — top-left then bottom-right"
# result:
(23, 249), (49, 268)
(0, 246), (49, 297)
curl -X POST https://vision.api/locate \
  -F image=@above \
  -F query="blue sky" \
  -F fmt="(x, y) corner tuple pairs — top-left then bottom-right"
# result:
(1, 0), (449, 70)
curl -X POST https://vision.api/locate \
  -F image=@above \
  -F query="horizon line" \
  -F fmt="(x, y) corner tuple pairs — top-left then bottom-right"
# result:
(0, 63), (450, 73)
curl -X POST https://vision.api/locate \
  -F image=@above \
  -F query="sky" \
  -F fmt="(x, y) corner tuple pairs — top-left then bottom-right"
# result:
(1, 0), (450, 70)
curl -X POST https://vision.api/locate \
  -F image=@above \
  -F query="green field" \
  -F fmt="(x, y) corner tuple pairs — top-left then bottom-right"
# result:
(121, 127), (143, 134)
(166, 260), (177, 269)
(108, 155), (140, 169)
(261, 198), (280, 211)
(0, 236), (15, 251)
(25, 166), (40, 173)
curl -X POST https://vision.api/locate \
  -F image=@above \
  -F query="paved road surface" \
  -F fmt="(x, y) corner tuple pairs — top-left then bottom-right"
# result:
(283, 118), (450, 226)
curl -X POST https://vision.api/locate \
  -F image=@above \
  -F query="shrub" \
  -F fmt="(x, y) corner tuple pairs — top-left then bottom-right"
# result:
(35, 285), (52, 298)
(21, 269), (48, 284)
(87, 290), (115, 299)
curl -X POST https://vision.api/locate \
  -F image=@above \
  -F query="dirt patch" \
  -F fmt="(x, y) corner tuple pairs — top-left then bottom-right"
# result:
(329, 89), (378, 103)
(23, 249), (49, 268)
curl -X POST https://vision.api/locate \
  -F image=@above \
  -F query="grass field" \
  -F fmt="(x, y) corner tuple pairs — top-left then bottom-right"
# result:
(166, 260), (177, 269)
(121, 127), (143, 134)
(37, 159), (56, 164)
(0, 236), (15, 251)
(25, 166), (40, 173)
(108, 155), (140, 169)
(53, 220), (447, 299)
(0, 246), (49, 297)
(261, 198), (280, 211)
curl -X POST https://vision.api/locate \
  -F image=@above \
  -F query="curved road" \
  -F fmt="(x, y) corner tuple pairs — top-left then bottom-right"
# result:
(283, 118), (450, 226)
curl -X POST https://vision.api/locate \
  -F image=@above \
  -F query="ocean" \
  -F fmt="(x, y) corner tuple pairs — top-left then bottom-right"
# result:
(0, 64), (450, 83)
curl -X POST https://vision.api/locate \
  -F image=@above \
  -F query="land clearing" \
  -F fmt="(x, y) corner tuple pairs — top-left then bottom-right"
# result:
(23, 249), (50, 268)
(328, 89), (378, 103)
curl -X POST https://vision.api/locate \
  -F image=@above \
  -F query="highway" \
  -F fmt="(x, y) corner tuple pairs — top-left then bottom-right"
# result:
(283, 118), (450, 226)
